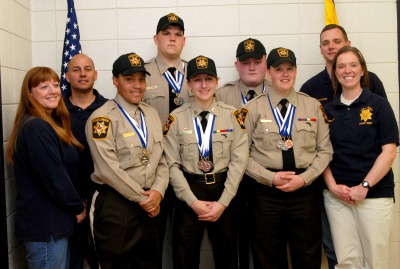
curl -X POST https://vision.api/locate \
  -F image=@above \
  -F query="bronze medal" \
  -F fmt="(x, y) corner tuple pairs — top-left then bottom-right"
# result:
(139, 148), (151, 165)
(198, 158), (214, 173)
(284, 139), (293, 149)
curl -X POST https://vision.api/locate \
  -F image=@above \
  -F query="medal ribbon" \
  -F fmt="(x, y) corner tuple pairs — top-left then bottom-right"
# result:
(163, 63), (185, 94)
(241, 81), (265, 105)
(267, 94), (296, 137)
(193, 113), (215, 158)
(114, 100), (148, 148)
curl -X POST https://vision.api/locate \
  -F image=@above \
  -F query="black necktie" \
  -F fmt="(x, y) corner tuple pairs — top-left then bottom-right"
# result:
(247, 90), (256, 101)
(199, 111), (213, 162)
(199, 111), (209, 132)
(280, 99), (288, 117)
(279, 99), (296, 171)
(167, 67), (178, 112)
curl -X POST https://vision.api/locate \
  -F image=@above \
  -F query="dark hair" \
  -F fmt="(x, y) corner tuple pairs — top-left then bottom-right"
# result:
(320, 24), (349, 42)
(331, 46), (369, 96)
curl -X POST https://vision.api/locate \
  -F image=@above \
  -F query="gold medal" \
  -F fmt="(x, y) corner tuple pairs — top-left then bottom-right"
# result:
(139, 148), (151, 165)
(284, 139), (293, 149)
(198, 158), (214, 173)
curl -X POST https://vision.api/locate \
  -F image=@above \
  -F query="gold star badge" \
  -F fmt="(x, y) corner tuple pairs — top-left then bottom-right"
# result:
(277, 48), (289, 58)
(168, 13), (179, 23)
(360, 107), (373, 123)
(244, 40), (255, 52)
(128, 54), (141, 66)
(196, 56), (208, 69)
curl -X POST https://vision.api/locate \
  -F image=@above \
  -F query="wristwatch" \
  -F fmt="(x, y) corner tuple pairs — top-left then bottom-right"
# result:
(361, 181), (371, 189)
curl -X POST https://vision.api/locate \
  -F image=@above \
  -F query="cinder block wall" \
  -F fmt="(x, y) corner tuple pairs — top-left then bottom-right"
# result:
(1, 0), (399, 268)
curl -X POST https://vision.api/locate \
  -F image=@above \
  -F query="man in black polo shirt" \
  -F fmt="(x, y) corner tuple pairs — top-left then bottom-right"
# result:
(64, 53), (107, 269)
(300, 24), (386, 105)
(299, 24), (387, 269)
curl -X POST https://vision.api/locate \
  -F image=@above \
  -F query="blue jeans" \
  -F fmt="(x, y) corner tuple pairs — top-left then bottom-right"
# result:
(24, 236), (69, 269)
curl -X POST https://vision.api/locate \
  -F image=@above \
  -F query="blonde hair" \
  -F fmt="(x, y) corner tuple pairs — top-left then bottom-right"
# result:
(7, 67), (83, 164)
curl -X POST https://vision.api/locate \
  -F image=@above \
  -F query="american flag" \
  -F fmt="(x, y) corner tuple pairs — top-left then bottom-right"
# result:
(60, 0), (82, 93)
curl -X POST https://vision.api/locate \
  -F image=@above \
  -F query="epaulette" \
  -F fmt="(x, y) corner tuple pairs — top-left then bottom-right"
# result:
(218, 80), (238, 89)
(139, 101), (150, 107)
(298, 91), (311, 98)
(216, 101), (236, 111)
(144, 57), (155, 65)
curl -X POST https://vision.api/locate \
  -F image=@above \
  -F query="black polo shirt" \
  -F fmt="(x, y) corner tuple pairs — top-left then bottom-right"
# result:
(64, 89), (108, 198)
(300, 68), (387, 105)
(323, 89), (399, 198)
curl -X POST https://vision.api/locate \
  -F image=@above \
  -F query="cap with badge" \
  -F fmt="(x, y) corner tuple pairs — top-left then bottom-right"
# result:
(236, 38), (266, 62)
(156, 13), (185, 33)
(112, 53), (151, 77)
(267, 47), (297, 69)
(187, 55), (217, 80)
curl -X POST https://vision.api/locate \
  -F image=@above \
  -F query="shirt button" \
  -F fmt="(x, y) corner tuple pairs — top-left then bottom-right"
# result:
(348, 108), (350, 110)
(152, 94), (155, 98)
(147, 164), (150, 167)
(130, 144), (133, 148)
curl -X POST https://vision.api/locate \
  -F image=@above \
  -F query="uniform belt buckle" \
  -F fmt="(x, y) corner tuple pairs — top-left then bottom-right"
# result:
(204, 173), (216, 184)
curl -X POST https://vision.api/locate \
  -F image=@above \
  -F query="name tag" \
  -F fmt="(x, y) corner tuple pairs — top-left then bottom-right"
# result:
(146, 86), (158, 90)
(180, 130), (192, 135)
(123, 132), (135, 137)
(260, 119), (272, 123)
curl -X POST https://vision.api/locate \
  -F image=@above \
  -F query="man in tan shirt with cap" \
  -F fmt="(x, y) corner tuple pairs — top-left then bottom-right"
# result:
(215, 37), (270, 269)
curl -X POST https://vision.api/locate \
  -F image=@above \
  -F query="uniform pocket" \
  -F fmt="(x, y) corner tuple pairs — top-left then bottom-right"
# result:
(294, 121), (317, 150)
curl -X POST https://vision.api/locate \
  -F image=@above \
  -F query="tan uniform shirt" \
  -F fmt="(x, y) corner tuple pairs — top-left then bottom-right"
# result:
(86, 94), (169, 203)
(144, 56), (194, 124)
(216, 79), (272, 109)
(163, 100), (249, 207)
(243, 87), (333, 187)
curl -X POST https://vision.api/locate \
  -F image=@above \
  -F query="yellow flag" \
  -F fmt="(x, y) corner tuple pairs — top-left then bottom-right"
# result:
(325, 0), (338, 25)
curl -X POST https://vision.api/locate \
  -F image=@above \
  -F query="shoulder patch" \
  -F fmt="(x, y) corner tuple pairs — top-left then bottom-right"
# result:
(92, 116), (111, 140)
(320, 105), (334, 124)
(240, 107), (249, 124)
(163, 115), (176, 136)
(233, 110), (246, 130)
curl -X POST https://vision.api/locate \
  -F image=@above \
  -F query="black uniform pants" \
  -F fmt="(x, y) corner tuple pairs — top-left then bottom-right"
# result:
(248, 179), (322, 269)
(92, 186), (160, 269)
(172, 180), (238, 269)
(230, 174), (252, 269)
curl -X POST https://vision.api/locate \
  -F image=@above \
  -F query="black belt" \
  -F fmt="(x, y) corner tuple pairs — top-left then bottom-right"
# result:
(95, 183), (150, 193)
(268, 168), (306, 175)
(183, 171), (227, 185)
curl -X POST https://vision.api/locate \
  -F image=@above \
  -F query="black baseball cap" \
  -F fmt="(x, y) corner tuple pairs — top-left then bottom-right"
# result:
(267, 47), (297, 68)
(156, 13), (185, 33)
(236, 38), (266, 61)
(187, 55), (217, 80)
(112, 53), (150, 76)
